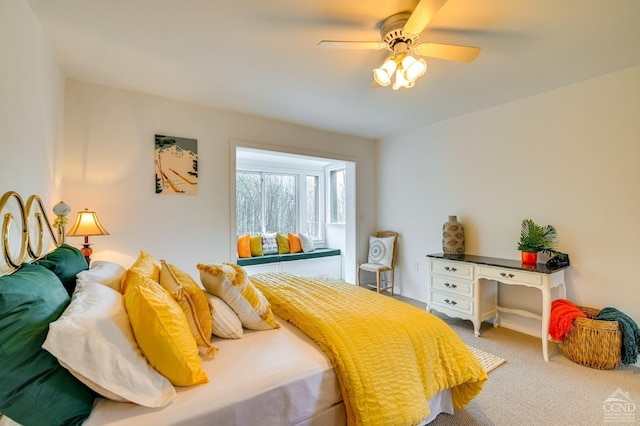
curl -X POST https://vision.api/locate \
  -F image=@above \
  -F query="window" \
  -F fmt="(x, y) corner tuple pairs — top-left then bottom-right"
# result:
(236, 171), (262, 235)
(235, 147), (345, 242)
(329, 168), (346, 224)
(264, 173), (296, 234)
(236, 171), (297, 236)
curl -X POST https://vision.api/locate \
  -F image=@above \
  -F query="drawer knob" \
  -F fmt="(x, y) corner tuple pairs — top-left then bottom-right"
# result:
(444, 299), (458, 306)
(500, 272), (515, 278)
(444, 266), (458, 272)
(444, 282), (458, 289)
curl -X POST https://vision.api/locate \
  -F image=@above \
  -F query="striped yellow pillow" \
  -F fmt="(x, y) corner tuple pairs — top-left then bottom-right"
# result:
(124, 271), (208, 386)
(197, 263), (279, 331)
(159, 261), (218, 358)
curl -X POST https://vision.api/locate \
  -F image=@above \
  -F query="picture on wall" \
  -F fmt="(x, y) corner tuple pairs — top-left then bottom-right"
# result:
(154, 134), (198, 195)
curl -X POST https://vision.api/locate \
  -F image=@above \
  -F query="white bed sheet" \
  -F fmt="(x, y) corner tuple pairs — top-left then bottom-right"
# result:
(84, 319), (343, 426)
(1, 318), (454, 426)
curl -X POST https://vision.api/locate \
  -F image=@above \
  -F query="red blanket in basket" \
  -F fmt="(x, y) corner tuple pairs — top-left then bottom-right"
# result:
(549, 299), (587, 341)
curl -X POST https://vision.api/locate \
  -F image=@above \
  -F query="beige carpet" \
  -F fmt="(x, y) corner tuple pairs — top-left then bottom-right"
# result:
(467, 345), (506, 373)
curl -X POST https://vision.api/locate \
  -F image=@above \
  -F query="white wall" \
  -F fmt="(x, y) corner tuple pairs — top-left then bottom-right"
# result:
(0, 0), (65, 202)
(62, 80), (377, 279)
(379, 65), (640, 332)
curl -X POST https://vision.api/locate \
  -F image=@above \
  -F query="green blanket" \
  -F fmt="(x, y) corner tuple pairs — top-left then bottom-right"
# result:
(595, 308), (640, 365)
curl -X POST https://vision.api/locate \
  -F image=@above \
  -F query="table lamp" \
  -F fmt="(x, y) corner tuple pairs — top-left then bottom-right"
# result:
(67, 208), (109, 265)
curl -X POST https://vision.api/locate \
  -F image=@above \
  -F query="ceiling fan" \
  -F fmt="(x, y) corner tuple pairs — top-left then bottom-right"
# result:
(318, 0), (480, 90)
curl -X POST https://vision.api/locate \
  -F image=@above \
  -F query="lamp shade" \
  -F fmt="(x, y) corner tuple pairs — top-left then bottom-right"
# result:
(67, 209), (109, 237)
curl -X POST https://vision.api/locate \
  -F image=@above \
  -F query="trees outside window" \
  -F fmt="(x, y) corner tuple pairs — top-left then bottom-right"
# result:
(236, 171), (262, 235)
(264, 173), (296, 234)
(329, 168), (346, 224)
(236, 171), (297, 236)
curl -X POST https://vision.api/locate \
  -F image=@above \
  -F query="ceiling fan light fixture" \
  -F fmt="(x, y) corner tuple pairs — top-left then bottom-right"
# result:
(318, 0), (481, 91)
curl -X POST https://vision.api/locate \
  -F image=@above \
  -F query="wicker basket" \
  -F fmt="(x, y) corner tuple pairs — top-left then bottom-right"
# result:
(558, 306), (621, 370)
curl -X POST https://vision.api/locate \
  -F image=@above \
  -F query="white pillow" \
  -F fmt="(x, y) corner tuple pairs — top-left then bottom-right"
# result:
(299, 233), (315, 253)
(76, 260), (126, 292)
(262, 233), (278, 255)
(368, 236), (395, 268)
(205, 293), (244, 339)
(42, 280), (176, 408)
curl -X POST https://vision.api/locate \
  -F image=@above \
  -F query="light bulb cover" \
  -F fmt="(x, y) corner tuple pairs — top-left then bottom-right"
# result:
(393, 68), (410, 90)
(372, 57), (397, 86)
(404, 57), (427, 82)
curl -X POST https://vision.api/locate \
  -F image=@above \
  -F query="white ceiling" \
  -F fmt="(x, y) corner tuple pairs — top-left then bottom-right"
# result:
(27, 0), (640, 140)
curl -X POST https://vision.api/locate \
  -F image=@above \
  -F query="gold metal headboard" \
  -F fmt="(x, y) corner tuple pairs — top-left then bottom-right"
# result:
(0, 191), (63, 275)
(25, 194), (59, 260)
(0, 191), (28, 269)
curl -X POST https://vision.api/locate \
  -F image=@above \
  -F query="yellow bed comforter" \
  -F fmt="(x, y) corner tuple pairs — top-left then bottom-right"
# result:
(251, 272), (486, 426)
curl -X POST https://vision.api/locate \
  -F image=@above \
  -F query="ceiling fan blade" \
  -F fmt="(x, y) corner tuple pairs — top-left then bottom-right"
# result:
(413, 42), (480, 62)
(403, 0), (448, 37)
(318, 40), (388, 50)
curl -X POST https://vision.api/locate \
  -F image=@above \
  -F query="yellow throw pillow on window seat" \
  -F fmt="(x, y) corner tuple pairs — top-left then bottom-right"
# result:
(276, 232), (290, 254)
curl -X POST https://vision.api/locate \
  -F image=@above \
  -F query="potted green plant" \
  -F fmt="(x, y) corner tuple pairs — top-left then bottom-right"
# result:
(517, 219), (559, 264)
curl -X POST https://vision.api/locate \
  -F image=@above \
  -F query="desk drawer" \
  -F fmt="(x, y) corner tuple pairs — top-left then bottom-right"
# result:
(432, 276), (473, 297)
(478, 266), (541, 286)
(431, 259), (474, 280)
(431, 291), (473, 315)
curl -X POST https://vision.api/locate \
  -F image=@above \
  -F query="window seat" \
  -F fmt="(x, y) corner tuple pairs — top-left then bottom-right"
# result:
(237, 249), (341, 279)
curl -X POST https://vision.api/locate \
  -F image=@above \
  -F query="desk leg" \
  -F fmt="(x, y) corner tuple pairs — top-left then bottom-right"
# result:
(541, 281), (551, 362)
(472, 319), (481, 337)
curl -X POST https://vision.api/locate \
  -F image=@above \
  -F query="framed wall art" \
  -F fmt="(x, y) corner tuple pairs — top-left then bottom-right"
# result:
(154, 134), (198, 195)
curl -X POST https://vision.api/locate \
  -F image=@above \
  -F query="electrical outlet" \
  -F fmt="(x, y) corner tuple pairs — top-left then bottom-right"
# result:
(412, 262), (419, 271)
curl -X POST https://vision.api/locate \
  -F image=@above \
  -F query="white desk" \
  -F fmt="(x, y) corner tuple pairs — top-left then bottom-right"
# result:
(427, 253), (568, 361)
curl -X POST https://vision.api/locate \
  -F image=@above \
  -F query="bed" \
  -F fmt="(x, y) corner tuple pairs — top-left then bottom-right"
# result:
(0, 191), (486, 426)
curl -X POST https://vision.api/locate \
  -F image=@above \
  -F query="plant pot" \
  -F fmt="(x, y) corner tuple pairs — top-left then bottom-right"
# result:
(521, 251), (538, 264)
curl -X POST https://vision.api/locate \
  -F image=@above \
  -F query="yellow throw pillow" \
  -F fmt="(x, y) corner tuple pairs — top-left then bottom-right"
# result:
(130, 250), (161, 281)
(237, 234), (251, 258)
(276, 233), (290, 254)
(197, 263), (279, 331)
(159, 261), (217, 358)
(121, 250), (161, 294)
(124, 271), (208, 386)
(288, 233), (302, 254)
(250, 235), (264, 257)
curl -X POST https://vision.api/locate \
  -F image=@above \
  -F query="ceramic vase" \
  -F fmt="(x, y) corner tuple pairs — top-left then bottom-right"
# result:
(442, 215), (465, 254)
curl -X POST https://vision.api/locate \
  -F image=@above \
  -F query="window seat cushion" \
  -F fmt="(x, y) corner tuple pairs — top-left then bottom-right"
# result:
(237, 248), (341, 267)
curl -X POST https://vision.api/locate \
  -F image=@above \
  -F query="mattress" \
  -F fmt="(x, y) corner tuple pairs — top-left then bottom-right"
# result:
(84, 320), (343, 426)
(0, 318), (454, 426)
